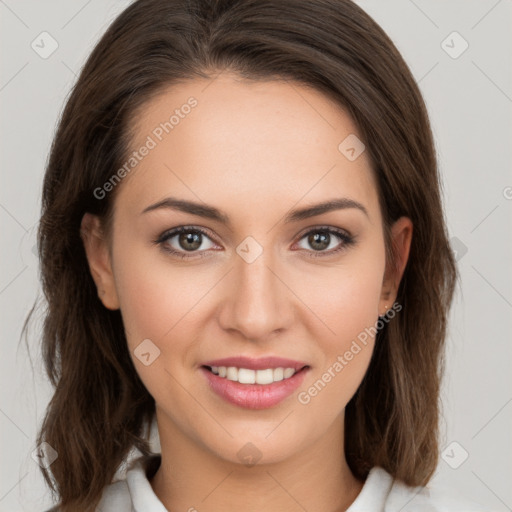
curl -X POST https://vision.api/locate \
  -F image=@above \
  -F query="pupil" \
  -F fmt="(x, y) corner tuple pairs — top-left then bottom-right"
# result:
(179, 232), (201, 251)
(309, 232), (329, 251)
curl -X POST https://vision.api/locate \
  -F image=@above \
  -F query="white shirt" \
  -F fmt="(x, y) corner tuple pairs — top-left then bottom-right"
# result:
(95, 454), (489, 511)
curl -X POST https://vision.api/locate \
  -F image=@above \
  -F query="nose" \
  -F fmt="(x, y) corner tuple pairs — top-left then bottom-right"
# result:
(217, 245), (295, 342)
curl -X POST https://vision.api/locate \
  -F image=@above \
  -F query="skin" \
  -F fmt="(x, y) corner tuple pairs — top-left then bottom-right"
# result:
(81, 71), (412, 512)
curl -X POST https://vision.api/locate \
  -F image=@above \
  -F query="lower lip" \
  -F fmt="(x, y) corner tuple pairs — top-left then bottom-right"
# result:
(200, 366), (309, 410)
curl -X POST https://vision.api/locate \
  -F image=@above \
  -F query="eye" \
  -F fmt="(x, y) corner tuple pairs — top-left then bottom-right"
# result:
(154, 226), (218, 259)
(295, 227), (355, 257)
(153, 225), (355, 260)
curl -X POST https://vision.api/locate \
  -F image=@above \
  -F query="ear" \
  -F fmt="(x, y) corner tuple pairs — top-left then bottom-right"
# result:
(80, 213), (120, 310)
(379, 216), (413, 316)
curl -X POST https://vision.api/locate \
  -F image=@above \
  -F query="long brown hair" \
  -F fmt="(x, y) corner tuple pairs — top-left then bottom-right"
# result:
(24, 0), (458, 510)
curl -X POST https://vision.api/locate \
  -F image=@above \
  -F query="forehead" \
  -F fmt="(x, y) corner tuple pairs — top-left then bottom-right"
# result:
(116, 72), (380, 222)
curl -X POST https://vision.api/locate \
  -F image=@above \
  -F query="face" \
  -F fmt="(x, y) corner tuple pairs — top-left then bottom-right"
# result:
(82, 71), (411, 466)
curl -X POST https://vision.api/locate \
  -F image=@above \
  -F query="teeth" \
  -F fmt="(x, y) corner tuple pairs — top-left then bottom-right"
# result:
(283, 368), (295, 379)
(209, 366), (299, 384)
(238, 368), (256, 384)
(273, 367), (284, 381)
(255, 369), (273, 385)
(226, 366), (238, 381)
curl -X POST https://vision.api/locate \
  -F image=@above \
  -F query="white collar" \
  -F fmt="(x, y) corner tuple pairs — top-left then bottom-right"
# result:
(124, 454), (395, 512)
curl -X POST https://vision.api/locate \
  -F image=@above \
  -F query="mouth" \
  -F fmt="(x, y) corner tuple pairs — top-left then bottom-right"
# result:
(202, 365), (308, 385)
(200, 356), (310, 409)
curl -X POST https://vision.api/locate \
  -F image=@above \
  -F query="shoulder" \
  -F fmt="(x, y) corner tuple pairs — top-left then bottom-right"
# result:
(94, 478), (132, 510)
(385, 471), (490, 512)
(96, 453), (162, 510)
(348, 467), (489, 512)
(42, 480), (132, 512)
(43, 454), (160, 512)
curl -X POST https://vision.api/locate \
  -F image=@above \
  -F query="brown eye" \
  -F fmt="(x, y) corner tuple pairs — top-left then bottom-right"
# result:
(156, 227), (217, 257)
(307, 232), (331, 251)
(178, 231), (203, 251)
(295, 227), (355, 257)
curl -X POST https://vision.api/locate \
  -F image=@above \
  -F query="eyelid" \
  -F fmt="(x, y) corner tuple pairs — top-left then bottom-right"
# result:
(294, 224), (353, 241)
(291, 225), (355, 256)
(153, 225), (219, 259)
(155, 224), (216, 241)
(154, 224), (355, 259)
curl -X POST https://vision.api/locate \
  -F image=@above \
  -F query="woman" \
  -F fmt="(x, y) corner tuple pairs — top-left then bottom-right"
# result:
(29, 0), (485, 510)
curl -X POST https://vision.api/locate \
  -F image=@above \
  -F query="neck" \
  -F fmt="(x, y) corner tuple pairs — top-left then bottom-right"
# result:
(149, 409), (364, 512)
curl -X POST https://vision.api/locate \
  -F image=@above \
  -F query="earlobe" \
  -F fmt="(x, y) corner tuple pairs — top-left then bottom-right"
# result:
(80, 213), (120, 310)
(379, 216), (413, 315)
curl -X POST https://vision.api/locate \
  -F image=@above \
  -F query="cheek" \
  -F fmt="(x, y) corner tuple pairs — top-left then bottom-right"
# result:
(297, 343), (373, 420)
(112, 241), (208, 342)
(295, 273), (381, 415)
(114, 229), (386, 350)
(292, 249), (385, 342)
(111, 247), (206, 401)
(292, 249), (384, 408)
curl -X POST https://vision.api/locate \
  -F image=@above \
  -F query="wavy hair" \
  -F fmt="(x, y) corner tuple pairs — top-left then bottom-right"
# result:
(23, 0), (458, 510)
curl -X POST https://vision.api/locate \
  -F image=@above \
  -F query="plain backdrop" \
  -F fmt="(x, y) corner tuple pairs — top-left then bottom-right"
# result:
(1, 1), (511, 510)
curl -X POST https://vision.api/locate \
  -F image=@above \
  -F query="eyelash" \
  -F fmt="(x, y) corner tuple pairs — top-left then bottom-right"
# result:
(153, 225), (356, 260)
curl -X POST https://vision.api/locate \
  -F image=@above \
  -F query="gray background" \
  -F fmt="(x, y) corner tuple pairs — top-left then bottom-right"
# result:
(1, 0), (511, 510)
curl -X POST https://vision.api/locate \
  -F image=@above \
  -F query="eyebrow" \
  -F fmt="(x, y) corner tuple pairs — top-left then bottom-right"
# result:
(141, 196), (369, 225)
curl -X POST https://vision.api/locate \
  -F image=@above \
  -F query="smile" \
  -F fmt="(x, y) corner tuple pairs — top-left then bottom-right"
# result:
(207, 366), (298, 384)
(200, 356), (310, 409)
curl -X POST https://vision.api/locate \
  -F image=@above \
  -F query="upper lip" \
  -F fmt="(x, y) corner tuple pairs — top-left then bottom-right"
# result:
(201, 356), (309, 372)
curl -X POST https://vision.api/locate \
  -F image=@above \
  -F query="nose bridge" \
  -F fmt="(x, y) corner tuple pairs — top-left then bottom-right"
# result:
(220, 241), (292, 340)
